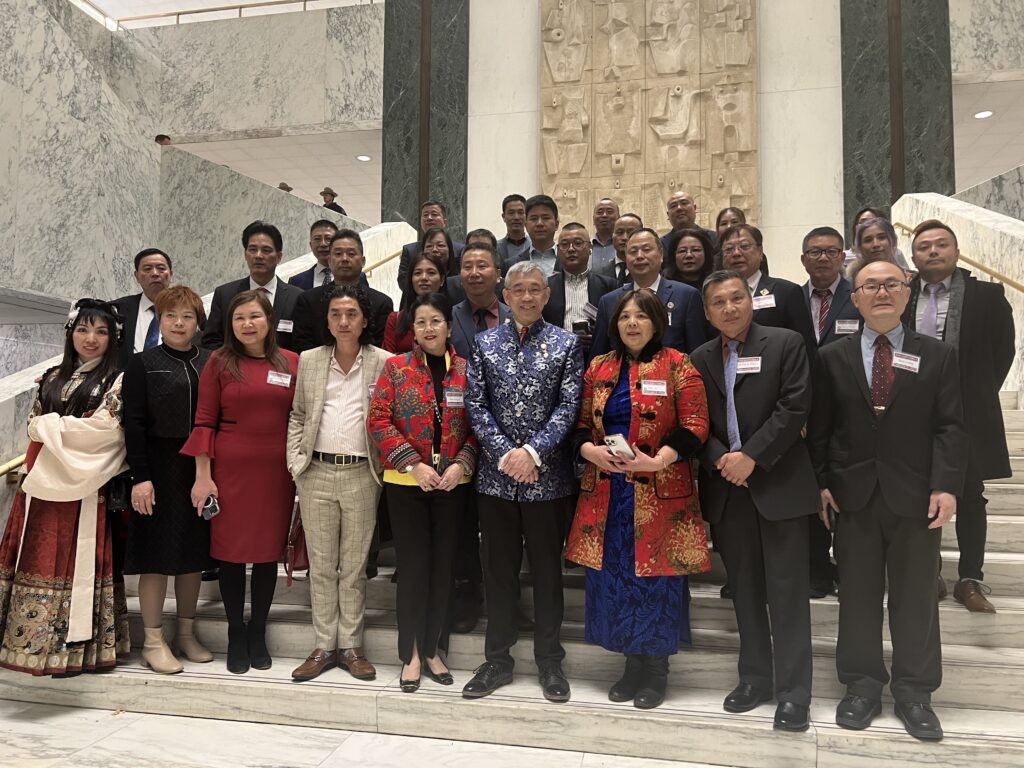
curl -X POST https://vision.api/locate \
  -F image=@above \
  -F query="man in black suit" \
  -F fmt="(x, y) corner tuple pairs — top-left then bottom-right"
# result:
(595, 213), (643, 287)
(810, 260), (966, 740)
(293, 229), (393, 351)
(589, 228), (707, 360)
(659, 190), (718, 256)
(497, 194), (531, 269)
(396, 200), (465, 289)
(691, 270), (818, 732)
(904, 219), (1015, 613)
(542, 223), (616, 357)
(289, 220), (337, 291)
(502, 194), (562, 278)
(113, 247), (174, 369)
(202, 221), (303, 351)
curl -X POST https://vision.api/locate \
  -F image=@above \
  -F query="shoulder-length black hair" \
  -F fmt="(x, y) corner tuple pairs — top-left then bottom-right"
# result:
(607, 289), (669, 363)
(663, 227), (716, 287)
(40, 299), (123, 417)
(322, 284), (375, 347)
(397, 251), (447, 337)
(216, 289), (290, 381)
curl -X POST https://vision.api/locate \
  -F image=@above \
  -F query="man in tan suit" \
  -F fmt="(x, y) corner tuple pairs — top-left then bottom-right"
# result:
(286, 284), (390, 682)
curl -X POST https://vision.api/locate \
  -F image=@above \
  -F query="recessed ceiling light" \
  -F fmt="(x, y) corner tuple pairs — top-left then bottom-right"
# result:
(974, 110), (994, 119)
(355, 154), (371, 162)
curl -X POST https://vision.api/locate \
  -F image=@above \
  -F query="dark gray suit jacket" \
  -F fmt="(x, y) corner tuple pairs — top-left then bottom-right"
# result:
(451, 298), (512, 360)
(201, 277), (302, 351)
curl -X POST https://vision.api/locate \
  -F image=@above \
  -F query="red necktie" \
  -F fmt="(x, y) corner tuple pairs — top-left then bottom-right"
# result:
(871, 334), (894, 410)
(520, 325), (529, 345)
(813, 288), (831, 339)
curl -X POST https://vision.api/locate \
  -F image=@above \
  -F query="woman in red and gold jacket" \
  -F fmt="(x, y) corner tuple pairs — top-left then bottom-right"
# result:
(368, 292), (478, 693)
(566, 289), (710, 710)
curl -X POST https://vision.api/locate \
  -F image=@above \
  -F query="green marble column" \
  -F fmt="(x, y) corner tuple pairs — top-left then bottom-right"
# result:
(840, 0), (954, 230)
(381, 0), (469, 238)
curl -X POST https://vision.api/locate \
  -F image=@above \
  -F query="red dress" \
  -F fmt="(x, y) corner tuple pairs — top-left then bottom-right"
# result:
(382, 311), (415, 354)
(182, 352), (298, 563)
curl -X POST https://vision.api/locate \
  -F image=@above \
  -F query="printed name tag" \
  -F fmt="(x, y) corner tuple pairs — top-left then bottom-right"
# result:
(277, 319), (294, 333)
(892, 351), (921, 374)
(752, 294), (776, 310)
(445, 390), (465, 408)
(640, 379), (668, 397)
(736, 357), (762, 374)
(267, 371), (292, 387)
(835, 319), (859, 334)
(583, 302), (599, 321)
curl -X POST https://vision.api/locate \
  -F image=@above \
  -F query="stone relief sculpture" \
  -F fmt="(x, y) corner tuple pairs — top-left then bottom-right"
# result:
(540, 0), (758, 229)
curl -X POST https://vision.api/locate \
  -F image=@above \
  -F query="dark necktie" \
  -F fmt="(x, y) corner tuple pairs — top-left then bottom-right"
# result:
(813, 288), (832, 339)
(320, 269), (333, 288)
(475, 308), (489, 334)
(871, 334), (894, 410)
(143, 309), (160, 350)
(519, 324), (529, 345)
(616, 261), (628, 285)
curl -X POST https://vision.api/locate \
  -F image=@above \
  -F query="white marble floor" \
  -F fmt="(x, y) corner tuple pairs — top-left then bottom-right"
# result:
(0, 700), (729, 768)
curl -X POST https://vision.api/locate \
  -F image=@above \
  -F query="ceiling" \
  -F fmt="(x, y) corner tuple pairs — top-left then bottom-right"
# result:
(176, 130), (383, 226)
(952, 79), (1024, 191)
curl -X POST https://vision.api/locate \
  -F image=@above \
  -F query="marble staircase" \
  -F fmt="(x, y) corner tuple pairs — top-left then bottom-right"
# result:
(2, 404), (1024, 766)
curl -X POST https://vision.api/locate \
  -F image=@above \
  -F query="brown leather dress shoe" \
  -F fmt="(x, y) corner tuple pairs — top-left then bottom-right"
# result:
(338, 647), (377, 680)
(291, 649), (337, 681)
(953, 579), (996, 613)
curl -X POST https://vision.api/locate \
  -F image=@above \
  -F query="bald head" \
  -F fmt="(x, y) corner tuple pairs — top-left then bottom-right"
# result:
(667, 191), (697, 230)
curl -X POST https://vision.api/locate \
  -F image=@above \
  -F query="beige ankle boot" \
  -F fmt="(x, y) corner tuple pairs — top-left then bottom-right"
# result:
(175, 617), (213, 663)
(141, 627), (183, 674)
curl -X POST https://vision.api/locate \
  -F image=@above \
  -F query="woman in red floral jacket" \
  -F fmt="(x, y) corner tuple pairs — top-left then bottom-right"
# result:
(369, 292), (478, 693)
(566, 289), (710, 710)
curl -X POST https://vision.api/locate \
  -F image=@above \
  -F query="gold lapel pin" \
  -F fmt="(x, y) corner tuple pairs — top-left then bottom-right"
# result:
(760, 288), (769, 296)
(667, 301), (675, 310)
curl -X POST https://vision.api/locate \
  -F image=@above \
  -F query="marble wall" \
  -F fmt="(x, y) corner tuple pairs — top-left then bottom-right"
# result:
(950, 0), (1024, 80)
(955, 164), (1024, 222)
(0, 323), (65, 379)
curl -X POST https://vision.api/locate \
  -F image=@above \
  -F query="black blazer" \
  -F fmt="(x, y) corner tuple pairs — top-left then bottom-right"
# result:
(809, 328), (967, 515)
(750, 275), (818, 357)
(450, 298), (511, 359)
(396, 240), (465, 289)
(802, 277), (862, 346)
(542, 271), (617, 329)
(292, 282), (393, 352)
(112, 293), (143, 370)
(201, 277), (303, 351)
(590, 278), (708, 360)
(692, 323), (819, 523)
(594, 258), (628, 287)
(902, 268), (1015, 479)
(289, 266), (369, 292)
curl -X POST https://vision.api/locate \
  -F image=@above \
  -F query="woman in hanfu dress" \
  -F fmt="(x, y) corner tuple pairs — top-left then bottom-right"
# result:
(0, 299), (131, 676)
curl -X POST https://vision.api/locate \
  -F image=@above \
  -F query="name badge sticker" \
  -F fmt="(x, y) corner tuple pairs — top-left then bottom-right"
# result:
(640, 379), (668, 397)
(892, 351), (921, 374)
(267, 371), (292, 387)
(445, 390), (465, 408)
(583, 302), (599, 322)
(752, 294), (776, 310)
(277, 319), (294, 333)
(835, 319), (859, 334)
(736, 357), (762, 374)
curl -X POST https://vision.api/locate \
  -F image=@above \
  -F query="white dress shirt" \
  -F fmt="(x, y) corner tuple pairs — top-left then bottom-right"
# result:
(133, 294), (160, 354)
(250, 276), (279, 304)
(313, 351), (368, 456)
(563, 269), (591, 331)
(810, 275), (842, 342)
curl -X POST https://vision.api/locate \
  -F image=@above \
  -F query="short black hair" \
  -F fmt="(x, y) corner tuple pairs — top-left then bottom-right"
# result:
(310, 219), (338, 234)
(460, 242), (500, 269)
(420, 200), (447, 216)
(501, 194), (526, 212)
(133, 247), (172, 272)
(617, 212), (644, 227)
(466, 228), (498, 248)
(626, 227), (664, 256)
(719, 223), (763, 248)
(242, 220), (283, 252)
(330, 228), (364, 254)
(409, 291), (453, 326)
(323, 283), (374, 346)
(701, 269), (747, 301)
(607, 289), (668, 361)
(525, 194), (558, 219)
(801, 226), (844, 253)
(561, 221), (588, 231)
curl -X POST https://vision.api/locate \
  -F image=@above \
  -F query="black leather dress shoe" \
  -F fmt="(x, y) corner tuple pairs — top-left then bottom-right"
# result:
(720, 583), (734, 600)
(462, 662), (513, 699)
(895, 702), (943, 741)
(723, 682), (772, 713)
(773, 702), (810, 732)
(538, 663), (571, 703)
(835, 695), (881, 730)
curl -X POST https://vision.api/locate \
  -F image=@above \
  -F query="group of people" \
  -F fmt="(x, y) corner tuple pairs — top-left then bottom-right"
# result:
(0, 188), (1013, 746)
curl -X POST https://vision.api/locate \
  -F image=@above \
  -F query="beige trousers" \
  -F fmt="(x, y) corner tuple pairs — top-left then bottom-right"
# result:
(296, 459), (380, 649)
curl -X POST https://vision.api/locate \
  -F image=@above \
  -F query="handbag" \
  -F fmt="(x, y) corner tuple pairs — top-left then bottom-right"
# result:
(106, 471), (133, 513)
(285, 503), (309, 587)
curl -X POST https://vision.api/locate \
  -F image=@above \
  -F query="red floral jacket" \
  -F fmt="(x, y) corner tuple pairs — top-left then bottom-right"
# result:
(368, 344), (478, 476)
(566, 348), (711, 577)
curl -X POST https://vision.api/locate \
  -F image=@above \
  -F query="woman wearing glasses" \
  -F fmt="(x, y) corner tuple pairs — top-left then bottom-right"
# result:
(369, 292), (478, 692)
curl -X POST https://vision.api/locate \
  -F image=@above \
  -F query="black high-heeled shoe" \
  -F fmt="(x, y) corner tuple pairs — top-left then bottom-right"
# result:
(425, 666), (454, 685)
(400, 676), (421, 693)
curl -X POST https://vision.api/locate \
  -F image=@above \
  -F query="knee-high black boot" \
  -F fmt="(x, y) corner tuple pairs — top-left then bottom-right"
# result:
(608, 654), (646, 702)
(219, 562), (249, 674)
(634, 655), (669, 709)
(246, 561), (277, 670)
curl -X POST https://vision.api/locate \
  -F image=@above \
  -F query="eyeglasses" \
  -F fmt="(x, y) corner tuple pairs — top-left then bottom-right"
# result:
(803, 248), (842, 260)
(854, 279), (908, 295)
(676, 246), (705, 255)
(413, 319), (447, 330)
(721, 241), (756, 256)
(557, 239), (588, 249)
(507, 285), (546, 297)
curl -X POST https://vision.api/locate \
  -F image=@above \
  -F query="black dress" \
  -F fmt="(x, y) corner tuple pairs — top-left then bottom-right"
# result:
(122, 344), (214, 575)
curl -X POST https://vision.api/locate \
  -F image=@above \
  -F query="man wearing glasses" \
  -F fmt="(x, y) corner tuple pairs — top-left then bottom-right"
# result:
(809, 260), (966, 741)
(800, 226), (862, 346)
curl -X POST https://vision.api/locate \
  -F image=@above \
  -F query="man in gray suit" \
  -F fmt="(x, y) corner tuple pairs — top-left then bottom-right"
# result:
(497, 194), (531, 270)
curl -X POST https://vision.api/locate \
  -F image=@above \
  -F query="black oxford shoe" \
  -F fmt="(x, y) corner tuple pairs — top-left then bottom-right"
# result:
(723, 682), (772, 713)
(538, 663), (571, 703)
(773, 702), (810, 732)
(895, 702), (943, 741)
(462, 662), (513, 699)
(835, 695), (881, 730)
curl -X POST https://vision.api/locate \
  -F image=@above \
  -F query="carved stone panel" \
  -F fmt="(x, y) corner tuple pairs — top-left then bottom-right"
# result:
(540, 0), (758, 233)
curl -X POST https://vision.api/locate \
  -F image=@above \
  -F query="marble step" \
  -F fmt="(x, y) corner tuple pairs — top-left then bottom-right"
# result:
(1, 653), (1021, 768)
(1004, 431), (1024, 455)
(1002, 458), (1024, 484)
(985, 484), (1024, 515)
(941, 550), (1024, 595)
(122, 599), (1024, 713)
(941, 514), (1024, 552)
(1003, 410), (1024, 431)
(1000, 391), (1018, 410)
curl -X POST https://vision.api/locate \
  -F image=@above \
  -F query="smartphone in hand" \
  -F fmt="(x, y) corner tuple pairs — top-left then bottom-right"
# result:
(604, 434), (636, 460)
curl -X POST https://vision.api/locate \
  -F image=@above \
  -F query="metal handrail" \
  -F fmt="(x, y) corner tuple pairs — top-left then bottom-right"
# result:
(118, 0), (375, 25)
(363, 248), (401, 276)
(892, 221), (1024, 295)
(0, 454), (26, 478)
